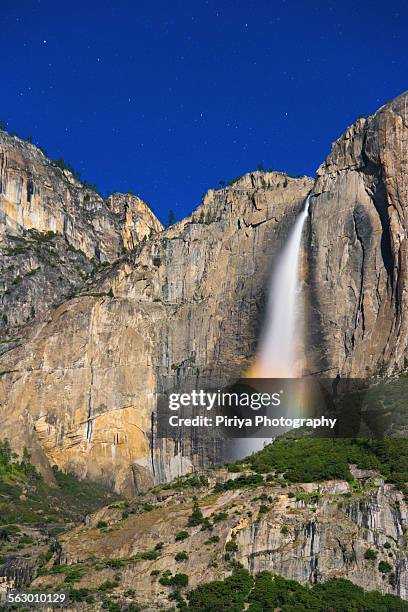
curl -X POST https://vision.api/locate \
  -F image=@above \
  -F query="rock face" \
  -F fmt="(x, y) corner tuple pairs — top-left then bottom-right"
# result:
(2, 91), (408, 495)
(0, 130), (163, 336)
(3, 92), (408, 606)
(106, 192), (163, 251)
(0, 131), (162, 260)
(0, 229), (97, 334)
(244, 483), (408, 597)
(308, 91), (408, 377)
(31, 472), (408, 605)
(0, 156), (312, 494)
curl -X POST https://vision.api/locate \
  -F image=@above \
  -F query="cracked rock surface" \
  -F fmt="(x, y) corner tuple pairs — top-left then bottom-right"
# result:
(0, 142), (312, 493)
(32, 470), (408, 605)
(2, 92), (408, 495)
(308, 91), (408, 376)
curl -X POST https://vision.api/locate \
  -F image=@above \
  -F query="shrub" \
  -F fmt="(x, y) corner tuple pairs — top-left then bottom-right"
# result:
(200, 518), (213, 531)
(159, 570), (172, 585)
(171, 573), (188, 587)
(227, 463), (243, 473)
(188, 568), (252, 610)
(188, 500), (204, 526)
(58, 566), (87, 585)
(175, 551), (189, 562)
(364, 549), (377, 560)
(280, 526), (289, 534)
(101, 597), (120, 612)
(175, 530), (189, 542)
(159, 570), (188, 587)
(139, 549), (160, 561)
(212, 511), (228, 522)
(168, 590), (186, 606)
(225, 540), (238, 552)
(66, 588), (92, 602)
(97, 579), (120, 592)
(96, 520), (108, 529)
(0, 525), (21, 538)
(205, 535), (220, 544)
(295, 492), (321, 504)
(214, 474), (264, 492)
(378, 561), (393, 574)
(141, 502), (154, 512)
(0, 438), (115, 530)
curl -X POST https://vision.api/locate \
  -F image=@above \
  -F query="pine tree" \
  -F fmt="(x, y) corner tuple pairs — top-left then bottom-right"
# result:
(188, 499), (203, 526)
(168, 210), (175, 226)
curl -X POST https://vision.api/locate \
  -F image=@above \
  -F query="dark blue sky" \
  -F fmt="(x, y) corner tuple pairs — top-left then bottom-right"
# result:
(1, 1), (407, 224)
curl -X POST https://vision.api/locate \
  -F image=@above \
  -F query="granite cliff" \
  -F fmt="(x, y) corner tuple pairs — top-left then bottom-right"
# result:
(309, 91), (408, 377)
(2, 92), (408, 608)
(1, 92), (408, 497)
(0, 147), (312, 493)
(17, 459), (408, 608)
(54, 474), (408, 605)
(0, 131), (162, 333)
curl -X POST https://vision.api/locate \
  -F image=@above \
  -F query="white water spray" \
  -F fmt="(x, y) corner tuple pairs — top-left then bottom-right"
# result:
(255, 194), (311, 378)
(229, 195), (312, 460)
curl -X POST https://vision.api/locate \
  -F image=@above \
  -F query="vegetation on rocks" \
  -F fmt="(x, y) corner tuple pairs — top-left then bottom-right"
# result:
(175, 530), (189, 542)
(186, 569), (408, 611)
(3, 436), (408, 609)
(0, 439), (139, 609)
(188, 499), (204, 526)
(229, 438), (408, 492)
(0, 439), (117, 548)
(214, 473), (264, 492)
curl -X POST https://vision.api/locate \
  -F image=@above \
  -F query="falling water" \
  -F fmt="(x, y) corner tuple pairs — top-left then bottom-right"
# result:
(228, 194), (312, 460)
(254, 194), (311, 378)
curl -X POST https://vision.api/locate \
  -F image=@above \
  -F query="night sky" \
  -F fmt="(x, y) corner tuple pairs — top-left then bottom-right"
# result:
(1, 1), (407, 225)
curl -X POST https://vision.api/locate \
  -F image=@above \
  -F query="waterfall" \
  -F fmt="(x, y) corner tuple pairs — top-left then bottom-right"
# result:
(254, 194), (311, 378)
(227, 195), (312, 460)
